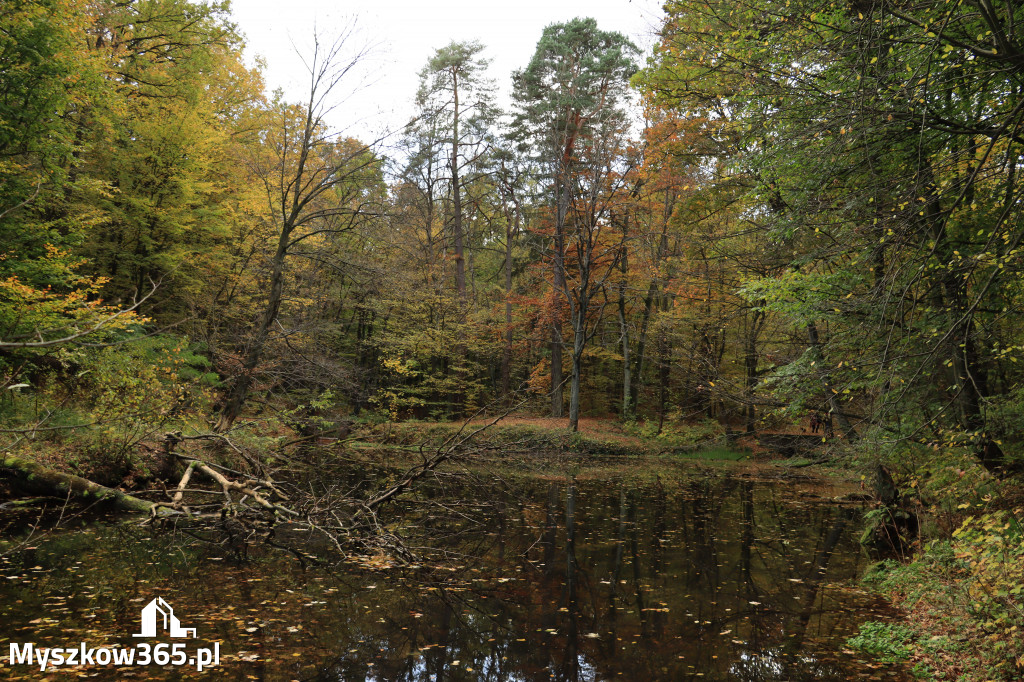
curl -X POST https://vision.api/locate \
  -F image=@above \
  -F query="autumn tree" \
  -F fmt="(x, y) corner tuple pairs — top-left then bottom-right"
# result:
(70, 1), (242, 305)
(373, 41), (503, 417)
(512, 17), (638, 427)
(494, 147), (527, 401)
(639, 0), (1024, 461)
(215, 29), (383, 432)
(0, 0), (158, 385)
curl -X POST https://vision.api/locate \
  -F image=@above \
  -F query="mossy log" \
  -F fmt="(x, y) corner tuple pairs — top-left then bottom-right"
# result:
(0, 453), (157, 514)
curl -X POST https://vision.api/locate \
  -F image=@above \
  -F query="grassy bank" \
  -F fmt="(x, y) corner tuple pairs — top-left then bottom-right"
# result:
(847, 533), (1024, 680)
(838, 444), (1024, 680)
(363, 415), (751, 460)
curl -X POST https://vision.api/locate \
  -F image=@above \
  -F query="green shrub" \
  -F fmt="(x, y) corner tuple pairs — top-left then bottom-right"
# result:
(622, 414), (724, 450)
(846, 620), (916, 663)
(952, 510), (1024, 672)
(861, 537), (1024, 679)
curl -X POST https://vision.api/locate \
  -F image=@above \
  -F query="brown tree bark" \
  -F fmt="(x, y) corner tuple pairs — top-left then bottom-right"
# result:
(501, 202), (519, 400)
(550, 171), (568, 419)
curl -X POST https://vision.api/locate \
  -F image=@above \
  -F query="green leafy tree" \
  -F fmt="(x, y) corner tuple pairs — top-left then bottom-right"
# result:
(0, 0), (132, 385)
(638, 0), (1024, 463)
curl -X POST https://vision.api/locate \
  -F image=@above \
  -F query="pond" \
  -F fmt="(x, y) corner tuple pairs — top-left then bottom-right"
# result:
(0, 464), (907, 680)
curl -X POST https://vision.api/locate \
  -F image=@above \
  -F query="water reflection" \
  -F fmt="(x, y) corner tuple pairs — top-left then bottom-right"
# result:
(0, 471), (905, 681)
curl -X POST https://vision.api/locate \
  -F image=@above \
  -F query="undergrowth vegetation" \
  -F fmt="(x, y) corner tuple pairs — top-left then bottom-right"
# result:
(1, 334), (220, 485)
(855, 522), (1024, 679)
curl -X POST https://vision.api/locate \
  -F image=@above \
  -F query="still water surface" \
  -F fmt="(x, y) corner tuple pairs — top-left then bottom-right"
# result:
(0, 468), (907, 681)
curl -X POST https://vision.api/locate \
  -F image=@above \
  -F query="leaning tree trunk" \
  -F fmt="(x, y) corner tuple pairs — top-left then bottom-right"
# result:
(216, 230), (289, 432)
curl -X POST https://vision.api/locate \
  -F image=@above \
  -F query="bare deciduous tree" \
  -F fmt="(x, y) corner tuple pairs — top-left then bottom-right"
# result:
(216, 26), (384, 432)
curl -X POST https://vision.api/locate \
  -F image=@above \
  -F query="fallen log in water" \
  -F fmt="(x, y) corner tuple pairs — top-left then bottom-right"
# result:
(0, 453), (159, 514)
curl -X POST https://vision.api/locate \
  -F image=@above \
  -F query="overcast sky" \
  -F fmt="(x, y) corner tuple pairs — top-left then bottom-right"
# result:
(228, 0), (666, 139)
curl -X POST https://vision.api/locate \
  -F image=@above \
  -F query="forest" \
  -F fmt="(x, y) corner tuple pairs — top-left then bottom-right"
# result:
(2, 0), (1024, 679)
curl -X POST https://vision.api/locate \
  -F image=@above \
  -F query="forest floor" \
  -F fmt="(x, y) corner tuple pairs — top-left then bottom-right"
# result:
(375, 414), (838, 463)
(351, 414), (854, 489)
(464, 415), (640, 445)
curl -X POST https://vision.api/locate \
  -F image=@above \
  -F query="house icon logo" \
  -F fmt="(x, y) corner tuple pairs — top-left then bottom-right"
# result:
(132, 597), (196, 638)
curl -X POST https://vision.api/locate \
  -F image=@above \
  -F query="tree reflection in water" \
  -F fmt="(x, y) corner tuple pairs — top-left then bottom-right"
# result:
(0, 472), (907, 681)
(314, 474), (905, 681)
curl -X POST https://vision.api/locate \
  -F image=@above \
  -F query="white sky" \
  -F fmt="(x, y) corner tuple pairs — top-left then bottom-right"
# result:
(228, 0), (666, 140)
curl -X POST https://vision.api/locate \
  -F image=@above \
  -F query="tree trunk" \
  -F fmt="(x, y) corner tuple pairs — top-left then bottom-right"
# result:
(568, 310), (586, 431)
(451, 71), (466, 302)
(631, 280), (658, 413)
(917, 159), (997, 467)
(617, 221), (632, 418)
(216, 236), (288, 432)
(501, 204), (518, 400)
(550, 173), (569, 418)
(1, 454), (158, 514)
(743, 308), (765, 435)
(618, 289), (632, 418)
(806, 320), (857, 441)
(656, 287), (672, 434)
(630, 194), (673, 416)
(656, 326), (671, 434)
